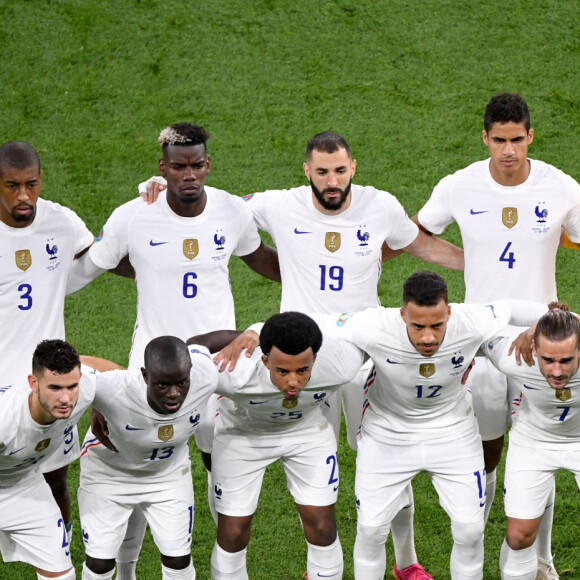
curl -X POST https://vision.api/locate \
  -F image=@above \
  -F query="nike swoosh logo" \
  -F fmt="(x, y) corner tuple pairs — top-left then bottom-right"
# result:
(318, 573), (339, 578)
(479, 501), (486, 508)
(249, 400), (268, 405)
(64, 446), (75, 455)
(125, 425), (145, 430)
(523, 384), (539, 390)
(9, 447), (25, 455)
(294, 228), (312, 234)
(150, 240), (169, 246)
(333, 485), (339, 492)
(386, 359), (402, 364)
(470, 209), (489, 215)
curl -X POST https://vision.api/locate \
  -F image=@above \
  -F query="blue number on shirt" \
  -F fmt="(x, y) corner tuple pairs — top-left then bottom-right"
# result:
(499, 242), (516, 269)
(326, 454), (338, 485)
(57, 518), (70, 552)
(18, 283), (33, 310)
(63, 425), (74, 445)
(182, 272), (198, 298)
(149, 446), (175, 460)
(319, 265), (344, 291)
(270, 411), (303, 420)
(188, 505), (193, 534)
(557, 406), (571, 422)
(473, 470), (486, 507)
(415, 385), (442, 398)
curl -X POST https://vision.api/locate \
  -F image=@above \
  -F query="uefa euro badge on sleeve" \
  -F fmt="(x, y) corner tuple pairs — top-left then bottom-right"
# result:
(158, 425), (174, 442)
(35, 439), (51, 452)
(15, 249), (32, 271)
(183, 239), (199, 260)
(502, 208), (518, 229)
(419, 363), (435, 378)
(282, 398), (298, 409)
(555, 388), (572, 402)
(325, 232), (341, 253)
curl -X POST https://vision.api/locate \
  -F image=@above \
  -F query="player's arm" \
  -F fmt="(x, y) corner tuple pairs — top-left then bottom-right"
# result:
(239, 241), (281, 282)
(401, 227), (464, 271)
(186, 330), (244, 354)
(80, 355), (125, 372)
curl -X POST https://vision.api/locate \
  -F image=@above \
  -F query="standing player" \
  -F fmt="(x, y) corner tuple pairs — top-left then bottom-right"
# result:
(0, 340), (98, 580)
(78, 336), (219, 580)
(482, 306), (580, 579)
(0, 141), (95, 549)
(415, 93), (580, 579)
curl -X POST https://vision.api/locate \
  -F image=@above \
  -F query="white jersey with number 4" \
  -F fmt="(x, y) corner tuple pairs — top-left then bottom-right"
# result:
(0, 199), (94, 384)
(79, 346), (219, 493)
(88, 189), (261, 369)
(418, 159), (580, 304)
(244, 185), (419, 313)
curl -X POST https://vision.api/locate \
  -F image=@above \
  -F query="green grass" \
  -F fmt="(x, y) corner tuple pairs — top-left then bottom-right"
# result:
(2, 0), (580, 578)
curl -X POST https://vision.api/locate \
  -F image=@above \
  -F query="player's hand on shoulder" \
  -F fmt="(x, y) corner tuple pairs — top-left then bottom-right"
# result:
(508, 326), (536, 366)
(91, 408), (118, 452)
(138, 175), (167, 204)
(213, 330), (259, 373)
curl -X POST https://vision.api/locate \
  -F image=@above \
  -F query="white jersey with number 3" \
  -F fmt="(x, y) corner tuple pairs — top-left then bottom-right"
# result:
(418, 159), (580, 304)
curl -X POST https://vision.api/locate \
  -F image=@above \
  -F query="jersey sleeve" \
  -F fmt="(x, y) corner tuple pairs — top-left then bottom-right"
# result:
(562, 174), (580, 243)
(376, 191), (419, 250)
(310, 336), (365, 386)
(240, 189), (282, 234)
(188, 345), (220, 393)
(229, 196), (262, 257)
(313, 309), (379, 353)
(59, 204), (95, 255)
(417, 174), (457, 234)
(215, 350), (260, 396)
(481, 328), (527, 379)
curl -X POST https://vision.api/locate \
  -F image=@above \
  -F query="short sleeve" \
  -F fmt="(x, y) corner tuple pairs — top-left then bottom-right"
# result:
(417, 174), (457, 234)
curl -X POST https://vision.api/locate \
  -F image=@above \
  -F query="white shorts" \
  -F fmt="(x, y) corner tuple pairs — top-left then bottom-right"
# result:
(0, 475), (72, 572)
(40, 425), (81, 473)
(78, 477), (194, 558)
(468, 357), (509, 440)
(355, 427), (485, 527)
(212, 425), (339, 516)
(504, 439), (580, 519)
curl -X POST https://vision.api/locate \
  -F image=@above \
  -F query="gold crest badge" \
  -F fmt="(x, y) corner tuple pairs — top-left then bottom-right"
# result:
(15, 250), (32, 271)
(158, 425), (174, 442)
(325, 232), (341, 253)
(502, 207), (518, 229)
(183, 239), (199, 260)
(282, 398), (298, 409)
(419, 363), (435, 378)
(35, 439), (51, 452)
(555, 388), (572, 402)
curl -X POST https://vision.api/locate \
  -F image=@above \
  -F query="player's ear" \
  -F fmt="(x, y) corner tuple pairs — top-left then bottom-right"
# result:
(158, 158), (166, 177)
(531, 340), (537, 355)
(28, 374), (38, 392)
(482, 130), (489, 146)
(527, 128), (534, 145)
(206, 155), (211, 173)
(141, 367), (148, 383)
(261, 354), (270, 369)
(400, 306), (406, 323)
(303, 161), (310, 180)
(351, 158), (357, 177)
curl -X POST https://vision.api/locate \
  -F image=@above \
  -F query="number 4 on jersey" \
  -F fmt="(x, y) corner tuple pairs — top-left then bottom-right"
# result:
(499, 242), (515, 269)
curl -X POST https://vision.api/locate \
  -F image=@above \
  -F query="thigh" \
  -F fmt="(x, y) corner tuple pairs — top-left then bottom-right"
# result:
(78, 487), (132, 559)
(468, 357), (509, 441)
(354, 431), (416, 527)
(282, 426), (339, 507)
(0, 477), (72, 572)
(341, 361), (374, 450)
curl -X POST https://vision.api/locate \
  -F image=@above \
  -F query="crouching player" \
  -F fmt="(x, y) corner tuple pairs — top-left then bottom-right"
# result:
(0, 340), (98, 580)
(192, 312), (364, 580)
(483, 305), (580, 579)
(78, 336), (219, 580)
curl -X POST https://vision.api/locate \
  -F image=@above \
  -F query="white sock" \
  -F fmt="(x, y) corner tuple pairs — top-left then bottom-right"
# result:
(534, 481), (555, 563)
(161, 562), (195, 580)
(449, 520), (484, 579)
(307, 537), (343, 579)
(390, 484), (417, 569)
(38, 569), (76, 580)
(81, 562), (114, 580)
(484, 470), (497, 524)
(115, 561), (137, 580)
(499, 539), (537, 579)
(353, 523), (390, 580)
(211, 542), (249, 580)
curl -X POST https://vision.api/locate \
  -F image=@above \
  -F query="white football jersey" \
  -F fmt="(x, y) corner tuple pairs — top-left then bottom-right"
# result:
(483, 329), (580, 450)
(321, 302), (538, 441)
(88, 188), (262, 368)
(0, 366), (97, 486)
(0, 199), (94, 383)
(215, 337), (365, 436)
(418, 159), (580, 304)
(243, 185), (419, 313)
(79, 346), (219, 493)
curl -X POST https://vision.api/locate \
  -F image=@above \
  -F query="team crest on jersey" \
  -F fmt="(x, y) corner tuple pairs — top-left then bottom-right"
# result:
(158, 425), (174, 442)
(282, 398), (298, 409)
(357, 228), (370, 246)
(15, 249), (32, 271)
(502, 207), (518, 229)
(35, 438), (51, 452)
(214, 230), (226, 251)
(419, 363), (435, 378)
(325, 232), (341, 253)
(183, 239), (199, 260)
(555, 388), (572, 402)
(45, 238), (61, 271)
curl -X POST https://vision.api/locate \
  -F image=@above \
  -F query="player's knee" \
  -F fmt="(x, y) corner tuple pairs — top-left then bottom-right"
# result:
(161, 554), (191, 570)
(217, 516), (252, 552)
(85, 555), (116, 575)
(302, 515), (338, 546)
(451, 519), (484, 548)
(356, 523), (390, 548)
(505, 526), (536, 550)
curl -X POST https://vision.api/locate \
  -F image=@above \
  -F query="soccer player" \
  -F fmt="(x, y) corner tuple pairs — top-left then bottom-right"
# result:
(0, 141), (95, 548)
(78, 336), (219, 580)
(414, 93), (580, 578)
(192, 312), (365, 580)
(482, 306), (580, 580)
(0, 340), (98, 580)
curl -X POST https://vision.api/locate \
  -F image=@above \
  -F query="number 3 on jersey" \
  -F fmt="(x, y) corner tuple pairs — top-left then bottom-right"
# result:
(499, 242), (516, 269)
(18, 283), (33, 310)
(319, 265), (344, 291)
